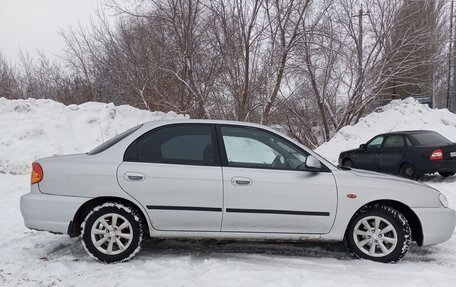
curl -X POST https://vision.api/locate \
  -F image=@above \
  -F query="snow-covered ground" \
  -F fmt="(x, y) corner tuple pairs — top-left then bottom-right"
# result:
(1, 98), (456, 286)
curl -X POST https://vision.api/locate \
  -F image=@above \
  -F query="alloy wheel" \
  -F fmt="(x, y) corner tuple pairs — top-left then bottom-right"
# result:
(352, 216), (398, 257)
(90, 213), (134, 256)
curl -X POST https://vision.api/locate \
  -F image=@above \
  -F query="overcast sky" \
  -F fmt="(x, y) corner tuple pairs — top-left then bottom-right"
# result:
(0, 0), (102, 62)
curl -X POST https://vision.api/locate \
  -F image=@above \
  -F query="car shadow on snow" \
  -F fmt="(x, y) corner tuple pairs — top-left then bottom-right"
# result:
(38, 236), (445, 264)
(136, 239), (442, 263)
(41, 236), (352, 262)
(138, 239), (353, 261)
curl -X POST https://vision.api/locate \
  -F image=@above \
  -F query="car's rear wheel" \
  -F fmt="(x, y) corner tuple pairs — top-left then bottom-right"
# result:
(399, 163), (418, 180)
(346, 205), (411, 263)
(439, 171), (456, 177)
(81, 202), (144, 263)
(342, 158), (354, 168)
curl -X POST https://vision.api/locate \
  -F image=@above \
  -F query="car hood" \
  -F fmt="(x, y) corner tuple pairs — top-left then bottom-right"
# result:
(348, 168), (433, 189)
(333, 168), (442, 208)
(340, 148), (359, 155)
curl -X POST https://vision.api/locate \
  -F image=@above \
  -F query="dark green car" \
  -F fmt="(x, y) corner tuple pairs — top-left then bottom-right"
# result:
(339, 130), (456, 180)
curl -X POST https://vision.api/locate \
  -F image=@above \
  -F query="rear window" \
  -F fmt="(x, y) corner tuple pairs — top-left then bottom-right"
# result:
(87, 124), (143, 155)
(411, 131), (450, 146)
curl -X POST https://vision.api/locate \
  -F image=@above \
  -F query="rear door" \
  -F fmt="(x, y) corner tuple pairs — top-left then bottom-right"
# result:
(117, 124), (223, 232)
(378, 135), (407, 173)
(218, 125), (337, 234)
(355, 135), (384, 171)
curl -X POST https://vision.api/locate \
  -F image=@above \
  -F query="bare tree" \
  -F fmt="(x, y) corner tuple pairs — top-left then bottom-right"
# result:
(261, 0), (313, 125)
(0, 54), (20, 99)
(207, 0), (267, 121)
(380, 0), (447, 106)
(274, 0), (448, 146)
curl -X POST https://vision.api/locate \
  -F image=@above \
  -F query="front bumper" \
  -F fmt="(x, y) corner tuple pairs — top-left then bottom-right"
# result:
(20, 192), (89, 234)
(412, 207), (456, 246)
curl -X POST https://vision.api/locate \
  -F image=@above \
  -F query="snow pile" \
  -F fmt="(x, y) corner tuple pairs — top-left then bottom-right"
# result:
(0, 98), (188, 174)
(316, 98), (456, 163)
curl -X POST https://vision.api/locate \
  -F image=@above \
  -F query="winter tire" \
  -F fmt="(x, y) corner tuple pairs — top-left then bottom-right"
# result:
(439, 171), (456, 178)
(81, 202), (144, 263)
(346, 204), (411, 263)
(400, 163), (418, 180)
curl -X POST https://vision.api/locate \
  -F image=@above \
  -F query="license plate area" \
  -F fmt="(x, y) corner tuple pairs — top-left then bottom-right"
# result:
(451, 152), (456, 158)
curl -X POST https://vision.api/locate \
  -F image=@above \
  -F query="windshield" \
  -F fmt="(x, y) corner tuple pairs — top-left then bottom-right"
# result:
(87, 124), (143, 155)
(411, 131), (450, 146)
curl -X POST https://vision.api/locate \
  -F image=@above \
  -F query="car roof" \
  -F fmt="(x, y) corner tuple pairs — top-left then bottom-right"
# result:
(95, 118), (339, 171)
(142, 119), (271, 129)
(377, 130), (436, 136)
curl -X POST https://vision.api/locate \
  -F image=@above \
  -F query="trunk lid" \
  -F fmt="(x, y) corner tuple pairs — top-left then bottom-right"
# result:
(441, 143), (456, 160)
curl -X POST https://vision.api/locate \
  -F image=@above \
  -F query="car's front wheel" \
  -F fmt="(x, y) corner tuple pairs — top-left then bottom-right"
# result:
(346, 204), (411, 263)
(81, 202), (145, 263)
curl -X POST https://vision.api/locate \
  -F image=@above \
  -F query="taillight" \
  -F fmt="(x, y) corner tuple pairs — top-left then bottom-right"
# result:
(31, 162), (43, 184)
(429, 148), (443, 161)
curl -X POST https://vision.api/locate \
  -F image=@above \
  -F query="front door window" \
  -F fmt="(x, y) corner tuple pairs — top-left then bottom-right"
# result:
(220, 126), (309, 171)
(367, 136), (385, 149)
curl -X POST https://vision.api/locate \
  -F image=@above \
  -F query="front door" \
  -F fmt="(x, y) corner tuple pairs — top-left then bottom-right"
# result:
(356, 135), (385, 171)
(117, 124), (223, 232)
(218, 126), (337, 234)
(379, 134), (406, 173)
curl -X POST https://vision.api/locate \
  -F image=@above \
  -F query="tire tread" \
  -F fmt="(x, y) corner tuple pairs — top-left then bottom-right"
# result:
(346, 204), (411, 263)
(81, 202), (145, 263)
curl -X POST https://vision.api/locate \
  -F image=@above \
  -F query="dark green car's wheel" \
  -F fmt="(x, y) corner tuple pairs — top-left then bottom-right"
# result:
(400, 163), (418, 180)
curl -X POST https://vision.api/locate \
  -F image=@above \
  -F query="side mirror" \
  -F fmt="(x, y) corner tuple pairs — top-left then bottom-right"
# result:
(359, 144), (366, 150)
(305, 155), (321, 171)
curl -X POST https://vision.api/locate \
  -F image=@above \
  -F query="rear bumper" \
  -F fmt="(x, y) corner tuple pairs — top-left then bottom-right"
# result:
(20, 192), (89, 234)
(412, 207), (456, 246)
(419, 159), (456, 174)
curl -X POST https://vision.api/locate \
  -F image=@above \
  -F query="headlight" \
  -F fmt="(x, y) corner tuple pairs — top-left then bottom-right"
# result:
(439, 193), (449, 208)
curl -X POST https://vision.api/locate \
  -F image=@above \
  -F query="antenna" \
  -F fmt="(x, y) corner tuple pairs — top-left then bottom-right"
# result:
(97, 118), (105, 142)
(388, 120), (401, 132)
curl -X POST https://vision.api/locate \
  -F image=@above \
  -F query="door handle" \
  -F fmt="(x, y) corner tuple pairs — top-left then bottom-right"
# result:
(124, 172), (145, 181)
(231, 177), (252, 186)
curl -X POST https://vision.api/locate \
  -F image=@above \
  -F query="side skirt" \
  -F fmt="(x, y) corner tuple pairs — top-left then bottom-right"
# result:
(145, 230), (343, 243)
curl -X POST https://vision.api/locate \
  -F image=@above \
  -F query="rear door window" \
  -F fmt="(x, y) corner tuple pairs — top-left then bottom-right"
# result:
(383, 135), (405, 148)
(124, 124), (219, 166)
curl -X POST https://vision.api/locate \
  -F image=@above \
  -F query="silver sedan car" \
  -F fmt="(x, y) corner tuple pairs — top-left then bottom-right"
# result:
(20, 120), (455, 263)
